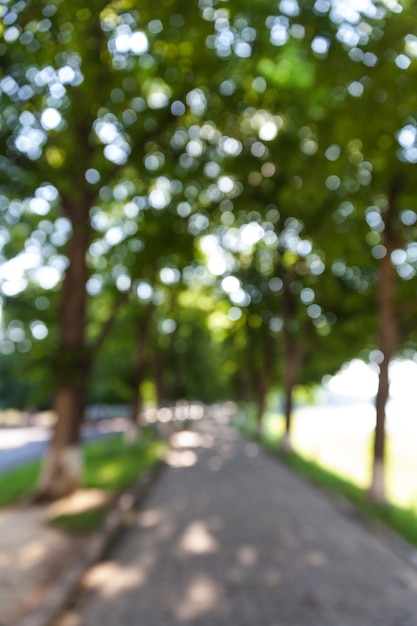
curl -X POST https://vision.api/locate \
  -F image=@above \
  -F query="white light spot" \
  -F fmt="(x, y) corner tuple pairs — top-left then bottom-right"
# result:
(116, 274), (131, 292)
(207, 256), (227, 276)
(347, 81), (364, 97)
(259, 121), (277, 141)
(85, 169), (100, 184)
(235, 41), (251, 58)
(186, 140), (203, 157)
(149, 189), (169, 210)
(36, 266), (61, 289)
(104, 144), (128, 164)
(160, 319), (177, 334)
(148, 92), (169, 109)
(105, 226), (124, 246)
(240, 222), (265, 246)
(30, 321), (48, 340)
(221, 275), (240, 293)
(58, 66), (76, 84)
(160, 267), (180, 284)
(40, 108), (62, 131)
(218, 176), (234, 193)
(398, 126), (415, 148)
(29, 197), (50, 215)
(2, 279), (27, 297)
(130, 31), (149, 55)
(228, 307), (242, 321)
(136, 281), (153, 301)
(395, 54), (411, 70)
(311, 36), (329, 55)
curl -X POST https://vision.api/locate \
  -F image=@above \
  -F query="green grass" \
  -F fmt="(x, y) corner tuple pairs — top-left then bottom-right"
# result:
(83, 430), (166, 492)
(0, 427), (167, 532)
(51, 430), (167, 532)
(0, 459), (42, 507)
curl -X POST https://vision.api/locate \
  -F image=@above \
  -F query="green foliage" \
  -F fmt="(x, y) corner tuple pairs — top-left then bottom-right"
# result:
(1, 0), (417, 460)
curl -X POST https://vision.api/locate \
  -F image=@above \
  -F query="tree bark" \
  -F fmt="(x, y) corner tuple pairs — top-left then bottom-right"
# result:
(281, 276), (306, 453)
(36, 200), (91, 499)
(282, 344), (305, 453)
(255, 381), (267, 439)
(368, 182), (400, 504)
(253, 337), (274, 439)
(125, 305), (154, 443)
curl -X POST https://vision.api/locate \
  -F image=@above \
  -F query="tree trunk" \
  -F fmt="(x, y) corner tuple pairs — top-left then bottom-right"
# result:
(125, 305), (154, 442)
(153, 354), (165, 407)
(37, 202), (91, 499)
(37, 386), (85, 499)
(280, 276), (306, 453)
(255, 382), (267, 439)
(281, 345), (305, 453)
(250, 336), (274, 439)
(368, 182), (400, 504)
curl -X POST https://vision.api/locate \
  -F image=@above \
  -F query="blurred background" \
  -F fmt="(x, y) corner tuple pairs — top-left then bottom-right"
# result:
(0, 0), (416, 510)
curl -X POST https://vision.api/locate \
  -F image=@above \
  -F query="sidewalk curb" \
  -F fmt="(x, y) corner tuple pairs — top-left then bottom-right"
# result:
(19, 459), (166, 626)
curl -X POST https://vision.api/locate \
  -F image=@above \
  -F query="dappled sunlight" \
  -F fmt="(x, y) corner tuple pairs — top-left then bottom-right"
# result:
(164, 449), (198, 468)
(83, 562), (147, 596)
(244, 441), (259, 457)
(227, 544), (282, 587)
(236, 545), (258, 566)
(175, 575), (222, 621)
(0, 506), (88, 624)
(170, 430), (203, 449)
(207, 455), (224, 471)
(137, 508), (161, 529)
(305, 550), (328, 568)
(178, 520), (219, 555)
(46, 489), (111, 520)
(54, 611), (82, 626)
(17, 540), (49, 568)
(136, 506), (177, 544)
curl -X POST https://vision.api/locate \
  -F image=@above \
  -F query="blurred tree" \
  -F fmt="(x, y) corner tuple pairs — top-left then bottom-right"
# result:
(1, 0), (417, 506)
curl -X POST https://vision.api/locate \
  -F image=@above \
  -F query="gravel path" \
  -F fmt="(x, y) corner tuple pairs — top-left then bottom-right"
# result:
(56, 417), (417, 626)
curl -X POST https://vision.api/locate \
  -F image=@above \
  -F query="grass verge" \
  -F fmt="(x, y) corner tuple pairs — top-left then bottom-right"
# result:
(0, 427), (167, 532)
(0, 459), (42, 507)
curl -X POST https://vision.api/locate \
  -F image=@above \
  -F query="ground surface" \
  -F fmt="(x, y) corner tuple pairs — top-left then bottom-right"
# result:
(0, 504), (88, 624)
(54, 417), (417, 626)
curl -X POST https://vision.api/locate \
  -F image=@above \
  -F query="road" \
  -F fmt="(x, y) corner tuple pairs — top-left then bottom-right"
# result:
(0, 420), (125, 475)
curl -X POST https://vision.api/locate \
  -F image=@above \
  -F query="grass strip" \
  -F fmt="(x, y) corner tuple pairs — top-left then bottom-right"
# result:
(0, 427), (167, 533)
(0, 460), (42, 507)
(52, 430), (167, 532)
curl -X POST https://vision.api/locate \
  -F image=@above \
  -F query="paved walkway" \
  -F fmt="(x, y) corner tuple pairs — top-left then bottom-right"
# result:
(56, 418), (417, 626)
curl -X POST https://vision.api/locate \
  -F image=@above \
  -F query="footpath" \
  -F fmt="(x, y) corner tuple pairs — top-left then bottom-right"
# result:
(3, 415), (417, 625)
